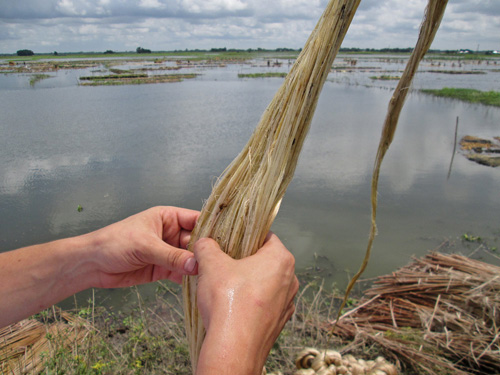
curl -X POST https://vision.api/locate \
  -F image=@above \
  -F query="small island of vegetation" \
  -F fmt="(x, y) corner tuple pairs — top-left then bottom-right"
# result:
(421, 88), (500, 107)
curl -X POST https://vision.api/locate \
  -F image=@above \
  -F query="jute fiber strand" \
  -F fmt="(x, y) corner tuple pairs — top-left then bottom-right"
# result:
(182, 0), (361, 370)
(333, 0), (449, 332)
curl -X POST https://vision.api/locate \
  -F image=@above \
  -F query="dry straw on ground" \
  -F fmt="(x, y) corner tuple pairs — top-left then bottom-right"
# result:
(182, 0), (361, 371)
(0, 311), (93, 374)
(333, 251), (500, 374)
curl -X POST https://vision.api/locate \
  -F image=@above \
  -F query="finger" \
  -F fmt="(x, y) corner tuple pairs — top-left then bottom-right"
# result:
(179, 229), (192, 249)
(264, 231), (274, 243)
(192, 238), (229, 271)
(256, 234), (296, 273)
(145, 238), (198, 275)
(168, 272), (183, 284)
(175, 207), (200, 231)
(259, 232), (286, 254)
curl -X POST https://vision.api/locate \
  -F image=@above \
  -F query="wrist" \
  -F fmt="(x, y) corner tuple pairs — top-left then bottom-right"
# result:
(197, 309), (269, 375)
(0, 234), (100, 327)
(51, 234), (101, 294)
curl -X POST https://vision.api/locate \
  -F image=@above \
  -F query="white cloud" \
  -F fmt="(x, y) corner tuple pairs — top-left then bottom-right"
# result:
(139, 0), (164, 9)
(0, 0), (499, 53)
(55, 0), (80, 16)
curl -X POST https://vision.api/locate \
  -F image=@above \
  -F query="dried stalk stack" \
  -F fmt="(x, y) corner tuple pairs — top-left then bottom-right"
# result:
(333, 252), (500, 374)
(182, 0), (361, 370)
(0, 312), (92, 373)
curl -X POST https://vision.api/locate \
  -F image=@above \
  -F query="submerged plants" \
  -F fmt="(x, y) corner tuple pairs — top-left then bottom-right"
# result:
(29, 73), (51, 86)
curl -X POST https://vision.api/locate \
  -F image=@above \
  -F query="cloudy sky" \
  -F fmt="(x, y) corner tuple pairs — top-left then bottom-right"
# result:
(1, 0), (499, 54)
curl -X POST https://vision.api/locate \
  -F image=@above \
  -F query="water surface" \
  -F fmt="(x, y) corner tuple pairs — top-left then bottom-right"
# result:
(1, 56), (499, 307)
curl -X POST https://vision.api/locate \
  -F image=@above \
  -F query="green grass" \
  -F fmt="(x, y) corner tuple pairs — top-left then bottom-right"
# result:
(29, 73), (51, 86)
(79, 73), (198, 86)
(8, 280), (354, 375)
(0, 50), (300, 63)
(369, 75), (401, 80)
(421, 88), (500, 107)
(238, 72), (288, 78)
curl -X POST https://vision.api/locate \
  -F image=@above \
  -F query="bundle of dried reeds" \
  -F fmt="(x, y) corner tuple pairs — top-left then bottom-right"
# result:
(0, 312), (92, 374)
(333, 252), (500, 374)
(182, 0), (361, 371)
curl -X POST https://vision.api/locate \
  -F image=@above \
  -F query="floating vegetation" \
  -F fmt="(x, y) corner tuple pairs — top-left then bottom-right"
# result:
(425, 69), (486, 74)
(29, 73), (51, 86)
(109, 68), (134, 74)
(1, 61), (99, 74)
(237, 72), (288, 78)
(459, 135), (500, 167)
(135, 66), (182, 72)
(79, 73), (198, 86)
(421, 88), (500, 107)
(369, 75), (401, 80)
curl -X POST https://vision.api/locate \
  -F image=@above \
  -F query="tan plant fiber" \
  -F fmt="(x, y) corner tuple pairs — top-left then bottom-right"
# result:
(332, 0), (449, 333)
(182, 0), (361, 371)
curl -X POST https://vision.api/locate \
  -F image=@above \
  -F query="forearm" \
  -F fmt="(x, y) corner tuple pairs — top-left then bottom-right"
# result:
(196, 312), (269, 375)
(0, 234), (98, 328)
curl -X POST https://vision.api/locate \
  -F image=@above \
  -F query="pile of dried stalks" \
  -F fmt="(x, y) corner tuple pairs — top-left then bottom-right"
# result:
(333, 252), (500, 374)
(0, 311), (93, 374)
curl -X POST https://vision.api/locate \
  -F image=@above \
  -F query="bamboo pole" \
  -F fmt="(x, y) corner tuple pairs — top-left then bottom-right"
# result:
(182, 0), (361, 371)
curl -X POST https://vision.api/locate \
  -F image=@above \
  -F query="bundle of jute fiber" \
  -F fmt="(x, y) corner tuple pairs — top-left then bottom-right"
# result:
(332, 0), (449, 332)
(182, 0), (361, 371)
(264, 348), (397, 375)
(293, 348), (397, 375)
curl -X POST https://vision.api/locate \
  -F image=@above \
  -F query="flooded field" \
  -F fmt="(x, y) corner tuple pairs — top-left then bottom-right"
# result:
(1, 53), (499, 307)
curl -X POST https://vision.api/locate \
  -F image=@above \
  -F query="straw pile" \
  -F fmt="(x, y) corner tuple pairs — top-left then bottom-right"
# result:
(182, 0), (361, 371)
(0, 312), (93, 374)
(333, 252), (500, 374)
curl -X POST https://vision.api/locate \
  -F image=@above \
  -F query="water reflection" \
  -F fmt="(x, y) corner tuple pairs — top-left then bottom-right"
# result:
(1, 57), (499, 307)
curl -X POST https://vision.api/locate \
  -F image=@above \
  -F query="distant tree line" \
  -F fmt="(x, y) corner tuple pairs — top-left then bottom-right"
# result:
(136, 47), (151, 54)
(17, 49), (34, 56)
(6, 47), (496, 57)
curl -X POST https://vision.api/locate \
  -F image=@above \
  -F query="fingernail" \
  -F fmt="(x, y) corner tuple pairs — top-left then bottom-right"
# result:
(184, 257), (197, 273)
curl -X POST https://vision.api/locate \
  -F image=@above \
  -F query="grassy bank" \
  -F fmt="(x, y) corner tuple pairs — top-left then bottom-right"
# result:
(3, 233), (498, 374)
(0, 50), (300, 63)
(3, 50), (498, 63)
(421, 88), (500, 107)
(2, 281), (347, 375)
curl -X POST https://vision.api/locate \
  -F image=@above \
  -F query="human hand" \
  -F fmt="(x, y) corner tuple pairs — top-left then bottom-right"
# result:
(194, 233), (299, 375)
(87, 206), (199, 288)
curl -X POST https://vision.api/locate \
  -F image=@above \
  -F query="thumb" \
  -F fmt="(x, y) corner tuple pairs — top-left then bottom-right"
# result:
(146, 237), (198, 275)
(192, 238), (229, 270)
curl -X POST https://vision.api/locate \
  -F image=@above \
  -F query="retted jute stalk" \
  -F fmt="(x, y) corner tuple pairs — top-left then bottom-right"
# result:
(333, 0), (449, 332)
(182, 0), (361, 371)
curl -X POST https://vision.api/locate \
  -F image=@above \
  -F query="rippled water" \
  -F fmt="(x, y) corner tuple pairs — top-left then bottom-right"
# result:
(1, 55), (499, 307)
